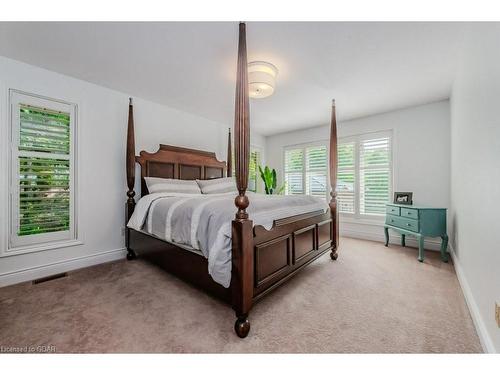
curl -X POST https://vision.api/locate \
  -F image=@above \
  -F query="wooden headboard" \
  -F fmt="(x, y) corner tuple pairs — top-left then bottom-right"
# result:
(136, 144), (229, 196)
(125, 96), (233, 217)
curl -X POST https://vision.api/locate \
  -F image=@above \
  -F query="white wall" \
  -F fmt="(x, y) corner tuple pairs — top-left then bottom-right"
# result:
(449, 24), (500, 353)
(266, 101), (451, 248)
(0, 56), (264, 286)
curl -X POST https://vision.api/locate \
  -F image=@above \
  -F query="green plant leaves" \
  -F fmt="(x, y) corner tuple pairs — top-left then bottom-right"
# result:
(258, 165), (285, 195)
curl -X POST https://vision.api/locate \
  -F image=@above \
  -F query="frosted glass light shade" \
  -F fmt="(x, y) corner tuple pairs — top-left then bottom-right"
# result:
(248, 61), (278, 99)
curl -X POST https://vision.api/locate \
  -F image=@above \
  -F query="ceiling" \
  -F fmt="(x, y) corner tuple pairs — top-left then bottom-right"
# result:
(0, 22), (466, 136)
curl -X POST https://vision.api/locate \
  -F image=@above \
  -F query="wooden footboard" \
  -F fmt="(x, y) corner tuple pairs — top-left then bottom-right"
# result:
(252, 210), (332, 299)
(230, 207), (336, 337)
(128, 207), (336, 340)
(127, 209), (334, 309)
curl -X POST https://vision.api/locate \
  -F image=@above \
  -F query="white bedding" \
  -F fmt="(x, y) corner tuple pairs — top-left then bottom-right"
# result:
(127, 192), (328, 288)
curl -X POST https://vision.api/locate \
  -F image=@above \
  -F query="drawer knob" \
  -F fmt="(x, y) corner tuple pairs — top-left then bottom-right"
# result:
(407, 223), (411, 226)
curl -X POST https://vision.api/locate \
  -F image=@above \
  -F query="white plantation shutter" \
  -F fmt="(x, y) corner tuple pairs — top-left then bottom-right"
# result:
(284, 145), (328, 199)
(284, 148), (304, 195)
(359, 136), (391, 215)
(10, 91), (77, 250)
(282, 134), (392, 214)
(249, 148), (261, 192)
(305, 145), (327, 198)
(337, 131), (392, 218)
(18, 156), (70, 235)
(337, 142), (355, 214)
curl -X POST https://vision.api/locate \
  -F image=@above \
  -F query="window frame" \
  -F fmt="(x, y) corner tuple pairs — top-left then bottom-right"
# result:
(283, 140), (330, 200)
(5, 90), (80, 256)
(339, 130), (393, 220)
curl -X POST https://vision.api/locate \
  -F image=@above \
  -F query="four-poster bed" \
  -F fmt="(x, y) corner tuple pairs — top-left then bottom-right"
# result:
(125, 22), (339, 338)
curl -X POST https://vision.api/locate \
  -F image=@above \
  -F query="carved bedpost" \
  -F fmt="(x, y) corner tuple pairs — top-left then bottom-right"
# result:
(126, 97), (137, 260)
(231, 22), (253, 338)
(329, 99), (340, 260)
(227, 128), (232, 177)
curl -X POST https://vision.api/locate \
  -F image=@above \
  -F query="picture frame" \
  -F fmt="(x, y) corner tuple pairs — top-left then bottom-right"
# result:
(393, 192), (413, 205)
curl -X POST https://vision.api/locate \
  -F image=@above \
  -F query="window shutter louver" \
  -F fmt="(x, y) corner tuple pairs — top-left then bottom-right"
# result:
(17, 105), (71, 236)
(359, 137), (391, 215)
(337, 142), (356, 214)
(284, 145), (328, 199)
(284, 148), (304, 195)
(305, 145), (327, 198)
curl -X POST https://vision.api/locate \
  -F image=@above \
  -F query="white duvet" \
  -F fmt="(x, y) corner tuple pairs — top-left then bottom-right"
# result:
(127, 192), (328, 288)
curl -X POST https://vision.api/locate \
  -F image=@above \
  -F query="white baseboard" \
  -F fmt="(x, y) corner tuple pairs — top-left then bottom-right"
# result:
(0, 248), (127, 288)
(449, 245), (496, 353)
(341, 228), (443, 251)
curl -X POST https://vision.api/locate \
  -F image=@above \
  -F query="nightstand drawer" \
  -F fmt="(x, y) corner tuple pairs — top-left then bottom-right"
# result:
(386, 205), (400, 216)
(386, 214), (398, 226)
(386, 215), (419, 232)
(401, 207), (419, 219)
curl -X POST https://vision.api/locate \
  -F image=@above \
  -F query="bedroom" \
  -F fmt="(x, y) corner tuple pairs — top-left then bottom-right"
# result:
(0, 0), (499, 370)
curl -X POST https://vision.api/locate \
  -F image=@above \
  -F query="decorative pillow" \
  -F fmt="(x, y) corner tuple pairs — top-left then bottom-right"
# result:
(196, 177), (237, 194)
(145, 177), (201, 194)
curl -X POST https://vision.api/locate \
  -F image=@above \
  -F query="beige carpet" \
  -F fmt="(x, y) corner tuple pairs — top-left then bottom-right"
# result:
(0, 237), (482, 353)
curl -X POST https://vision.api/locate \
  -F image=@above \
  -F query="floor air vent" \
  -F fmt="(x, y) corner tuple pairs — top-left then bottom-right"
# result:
(32, 273), (68, 285)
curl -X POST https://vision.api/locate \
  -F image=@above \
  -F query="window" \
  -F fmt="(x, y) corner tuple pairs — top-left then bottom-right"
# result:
(337, 142), (356, 213)
(283, 133), (392, 216)
(284, 148), (304, 195)
(359, 136), (392, 215)
(338, 131), (392, 217)
(248, 148), (261, 193)
(284, 144), (328, 199)
(231, 145), (262, 193)
(9, 91), (77, 251)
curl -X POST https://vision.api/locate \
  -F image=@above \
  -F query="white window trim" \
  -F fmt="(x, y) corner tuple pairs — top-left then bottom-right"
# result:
(339, 130), (393, 220)
(3, 89), (81, 257)
(283, 140), (330, 200)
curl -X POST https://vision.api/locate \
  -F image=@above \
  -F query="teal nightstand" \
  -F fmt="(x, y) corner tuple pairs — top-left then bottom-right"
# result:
(384, 203), (448, 262)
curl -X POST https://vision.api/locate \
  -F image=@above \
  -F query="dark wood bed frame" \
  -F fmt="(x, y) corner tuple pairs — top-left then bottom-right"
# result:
(125, 23), (339, 338)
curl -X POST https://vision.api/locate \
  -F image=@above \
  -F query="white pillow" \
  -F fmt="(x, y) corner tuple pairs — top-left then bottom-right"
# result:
(145, 177), (201, 194)
(196, 177), (237, 194)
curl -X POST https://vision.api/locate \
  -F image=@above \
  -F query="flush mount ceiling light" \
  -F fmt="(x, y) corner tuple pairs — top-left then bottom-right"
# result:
(248, 61), (278, 99)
